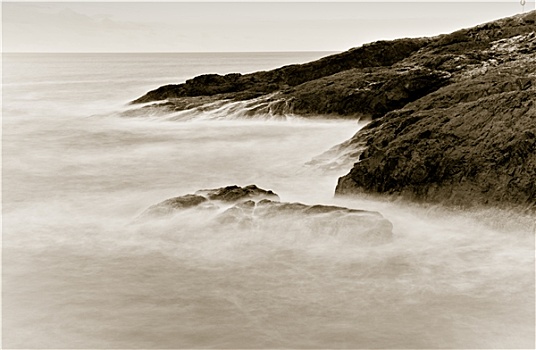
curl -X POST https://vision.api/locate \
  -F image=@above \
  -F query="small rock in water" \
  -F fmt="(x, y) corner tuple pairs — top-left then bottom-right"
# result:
(195, 184), (280, 202)
(139, 185), (393, 243)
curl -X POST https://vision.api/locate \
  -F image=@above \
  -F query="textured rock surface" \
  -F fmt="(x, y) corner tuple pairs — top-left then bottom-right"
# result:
(139, 185), (393, 242)
(335, 16), (536, 208)
(195, 184), (279, 202)
(277, 67), (451, 118)
(334, 13), (535, 209)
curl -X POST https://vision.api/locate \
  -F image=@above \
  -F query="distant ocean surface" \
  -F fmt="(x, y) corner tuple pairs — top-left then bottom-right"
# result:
(2, 52), (534, 348)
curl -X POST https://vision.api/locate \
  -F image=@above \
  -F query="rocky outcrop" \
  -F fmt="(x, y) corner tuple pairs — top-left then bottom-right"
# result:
(131, 11), (536, 209)
(336, 89), (536, 207)
(132, 38), (428, 105)
(131, 11), (535, 122)
(195, 184), (279, 202)
(142, 185), (278, 217)
(139, 185), (393, 243)
(336, 25), (536, 208)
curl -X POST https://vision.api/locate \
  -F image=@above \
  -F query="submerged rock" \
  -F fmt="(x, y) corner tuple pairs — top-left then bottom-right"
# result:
(142, 194), (208, 217)
(215, 200), (257, 226)
(139, 185), (393, 243)
(253, 199), (393, 243)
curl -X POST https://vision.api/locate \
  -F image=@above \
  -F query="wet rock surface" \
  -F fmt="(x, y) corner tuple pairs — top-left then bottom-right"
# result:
(139, 185), (393, 243)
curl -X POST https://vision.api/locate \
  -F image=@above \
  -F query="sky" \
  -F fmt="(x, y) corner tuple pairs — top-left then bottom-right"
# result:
(2, 1), (535, 52)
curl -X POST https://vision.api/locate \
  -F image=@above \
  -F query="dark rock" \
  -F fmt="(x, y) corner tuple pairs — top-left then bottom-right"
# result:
(138, 186), (393, 243)
(335, 87), (536, 208)
(130, 11), (535, 122)
(139, 185), (279, 218)
(195, 184), (280, 202)
(255, 199), (370, 216)
(281, 67), (451, 118)
(131, 38), (429, 105)
(329, 12), (536, 209)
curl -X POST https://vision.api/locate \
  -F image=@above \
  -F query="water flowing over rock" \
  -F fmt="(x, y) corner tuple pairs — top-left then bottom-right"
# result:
(139, 185), (393, 244)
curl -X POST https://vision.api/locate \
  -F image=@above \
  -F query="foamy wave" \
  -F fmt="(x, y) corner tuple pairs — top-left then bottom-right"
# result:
(118, 94), (301, 122)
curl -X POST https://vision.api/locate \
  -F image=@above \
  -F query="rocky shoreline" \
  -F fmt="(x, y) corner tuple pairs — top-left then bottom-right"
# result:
(133, 11), (536, 209)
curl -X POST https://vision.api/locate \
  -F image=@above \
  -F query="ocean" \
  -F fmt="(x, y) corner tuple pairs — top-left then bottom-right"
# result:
(2, 52), (534, 349)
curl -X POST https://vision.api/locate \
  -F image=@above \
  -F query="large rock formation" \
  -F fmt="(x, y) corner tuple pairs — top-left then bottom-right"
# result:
(139, 185), (393, 244)
(131, 12), (535, 121)
(132, 38), (428, 105)
(336, 21), (536, 209)
(131, 11), (536, 208)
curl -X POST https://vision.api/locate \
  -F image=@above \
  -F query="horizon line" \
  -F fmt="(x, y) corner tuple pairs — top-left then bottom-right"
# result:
(2, 50), (341, 54)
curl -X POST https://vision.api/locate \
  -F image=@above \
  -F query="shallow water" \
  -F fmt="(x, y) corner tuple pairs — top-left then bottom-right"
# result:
(2, 53), (534, 349)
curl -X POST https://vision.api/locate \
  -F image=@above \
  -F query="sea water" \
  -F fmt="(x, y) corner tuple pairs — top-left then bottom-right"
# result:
(2, 53), (534, 348)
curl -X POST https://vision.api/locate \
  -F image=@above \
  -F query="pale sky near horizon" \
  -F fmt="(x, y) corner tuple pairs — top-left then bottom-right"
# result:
(2, 1), (535, 52)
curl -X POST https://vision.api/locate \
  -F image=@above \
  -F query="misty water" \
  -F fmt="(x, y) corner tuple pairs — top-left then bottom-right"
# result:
(2, 53), (534, 349)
